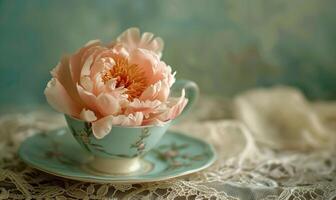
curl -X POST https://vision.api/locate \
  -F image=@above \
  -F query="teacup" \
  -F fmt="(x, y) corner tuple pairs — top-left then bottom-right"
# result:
(65, 80), (199, 175)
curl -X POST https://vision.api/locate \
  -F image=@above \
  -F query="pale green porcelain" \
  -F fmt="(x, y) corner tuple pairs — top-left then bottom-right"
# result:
(65, 80), (198, 159)
(64, 79), (199, 174)
(18, 128), (216, 183)
(65, 115), (172, 159)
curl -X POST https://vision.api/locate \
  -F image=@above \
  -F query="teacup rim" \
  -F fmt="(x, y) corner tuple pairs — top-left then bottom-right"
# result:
(64, 114), (172, 129)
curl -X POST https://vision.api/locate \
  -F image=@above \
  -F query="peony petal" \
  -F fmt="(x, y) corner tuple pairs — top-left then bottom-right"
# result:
(157, 89), (188, 121)
(166, 66), (176, 87)
(117, 27), (164, 57)
(129, 49), (157, 81)
(129, 49), (172, 86)
(112, 112), (143, 126)
(139, 86), (156, 101)
(152, 61), (174, 85)
(149, 61), (175, 87)
(69, 40), (101, 84)
(140, 81), (162, 101)
(132, 112), (144, 125)
(51, 57), (84, 107)
(141, 32), (164, 58)
(117, 27), (141, 50)
(111, 44), (130, 57)
(156, 81), (170, 102)
(105, 78), (117, 90)
(139, 81), (170, 102)
(50, 62), (60, 77)
(84, 39), (100, 47)
(140, 32), (154, 45)
(150, 37), (164, 58)
(92, 74), (105, 94)
(80, 76), (94, 92)
(76, 84), (99, 112)
(80, 54), (94, 77)
(111, 115), (125, 125)
(44, 78), (81, 117)
(126, 99), (161, 115)
(97, 93), (121, 116)
(92, 115), (114, 139)
(90, 56), (115, 78)
(80, 109), (97, 122)
(90, 62), (105, 78)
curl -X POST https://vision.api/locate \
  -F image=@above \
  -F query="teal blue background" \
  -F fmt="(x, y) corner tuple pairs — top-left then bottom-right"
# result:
(1, 0), (336, 113)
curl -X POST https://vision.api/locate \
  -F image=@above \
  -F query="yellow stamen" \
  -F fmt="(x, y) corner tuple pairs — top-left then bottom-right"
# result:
(102, 57), (147, 100)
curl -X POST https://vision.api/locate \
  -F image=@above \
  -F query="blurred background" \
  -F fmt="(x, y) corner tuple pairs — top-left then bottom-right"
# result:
(0, 0), (336, 113)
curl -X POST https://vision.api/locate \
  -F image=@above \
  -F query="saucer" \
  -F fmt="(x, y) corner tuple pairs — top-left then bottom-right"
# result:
(19, 128), (216, 183)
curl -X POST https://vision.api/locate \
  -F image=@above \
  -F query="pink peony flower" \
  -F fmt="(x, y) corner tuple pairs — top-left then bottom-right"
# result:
(44, 28), (188, 139)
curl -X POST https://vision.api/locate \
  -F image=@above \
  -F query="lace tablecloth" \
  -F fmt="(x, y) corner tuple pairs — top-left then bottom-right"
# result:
(0, 87), (336, 200)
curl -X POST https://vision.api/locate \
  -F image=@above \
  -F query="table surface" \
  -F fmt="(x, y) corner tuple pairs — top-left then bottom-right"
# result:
(0, 94), (335, 200)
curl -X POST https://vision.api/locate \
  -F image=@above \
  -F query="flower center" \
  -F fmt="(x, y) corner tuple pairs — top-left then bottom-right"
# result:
(102, 57), (147, 100)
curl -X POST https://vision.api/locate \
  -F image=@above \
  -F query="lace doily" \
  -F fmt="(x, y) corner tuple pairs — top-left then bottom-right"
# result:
(0, 88), (336, 200)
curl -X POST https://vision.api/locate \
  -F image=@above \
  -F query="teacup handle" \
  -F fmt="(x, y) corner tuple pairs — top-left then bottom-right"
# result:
(171, 79), (199, 123)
